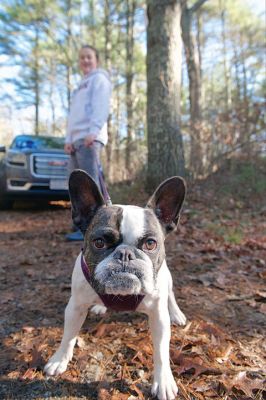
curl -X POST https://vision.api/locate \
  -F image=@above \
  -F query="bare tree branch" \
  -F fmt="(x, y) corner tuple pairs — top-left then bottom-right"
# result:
(210, 137), (266, 167)
(190, 0), (208, 14)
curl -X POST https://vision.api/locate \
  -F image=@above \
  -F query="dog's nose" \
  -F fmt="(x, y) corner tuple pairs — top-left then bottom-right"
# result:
(113, 247), (136, 262)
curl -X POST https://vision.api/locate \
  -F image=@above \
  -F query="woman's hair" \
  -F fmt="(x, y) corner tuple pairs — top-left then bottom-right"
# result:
(80, 45), (99, 62)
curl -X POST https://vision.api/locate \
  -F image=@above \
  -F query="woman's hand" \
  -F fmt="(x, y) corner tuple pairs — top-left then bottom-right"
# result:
(64, 143), (74, 154)
(84, 134), (97, 147)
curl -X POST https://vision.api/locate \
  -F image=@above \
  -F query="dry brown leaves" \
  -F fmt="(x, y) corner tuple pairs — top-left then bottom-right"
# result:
(1, 317), (265, 399)
(0, 199), (265, 399)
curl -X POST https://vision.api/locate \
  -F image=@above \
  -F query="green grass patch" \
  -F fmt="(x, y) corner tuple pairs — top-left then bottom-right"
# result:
(206, 222), (244, 244)
(204, 158), (266, 209)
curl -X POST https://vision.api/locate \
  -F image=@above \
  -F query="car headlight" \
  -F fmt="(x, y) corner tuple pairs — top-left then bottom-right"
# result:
(6, 151), (27, 167)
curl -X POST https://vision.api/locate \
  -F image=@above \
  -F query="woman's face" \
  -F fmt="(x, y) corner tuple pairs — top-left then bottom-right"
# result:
(79, 47), (98, 76)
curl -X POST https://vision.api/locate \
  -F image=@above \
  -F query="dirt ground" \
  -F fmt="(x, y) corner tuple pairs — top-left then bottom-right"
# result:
(0, 186), (265, 400)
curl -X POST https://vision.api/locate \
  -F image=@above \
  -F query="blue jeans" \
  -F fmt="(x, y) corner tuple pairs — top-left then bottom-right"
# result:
(68, 139), (103, 188)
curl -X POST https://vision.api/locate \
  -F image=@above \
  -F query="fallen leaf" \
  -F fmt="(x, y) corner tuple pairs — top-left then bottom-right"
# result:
(21, 368), (38, 380)
(22, 326), (35, 333)
(76, 336), (86, 348)
(258, 303), (266, 314)
(216, 343), (234, 364)
(98, 387), (111, 400)
(94, 323), (115, 338)
(221, 371), (265, 397)
(130, 383), (145, 399)
(172, 353), (220, 377)
(29, 345), (45, 369)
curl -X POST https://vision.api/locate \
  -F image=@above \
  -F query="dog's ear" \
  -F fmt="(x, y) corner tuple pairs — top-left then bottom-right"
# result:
(69, 169), (105, 234)
(146, 176), (186, 234)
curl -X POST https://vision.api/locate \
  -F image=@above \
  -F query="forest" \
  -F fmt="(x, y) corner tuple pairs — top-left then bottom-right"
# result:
(0, 1), (265, 400)
(0, 0), (265, 184)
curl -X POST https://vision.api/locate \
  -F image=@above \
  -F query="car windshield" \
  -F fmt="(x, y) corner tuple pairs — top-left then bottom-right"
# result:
(11, 135), (64, 150)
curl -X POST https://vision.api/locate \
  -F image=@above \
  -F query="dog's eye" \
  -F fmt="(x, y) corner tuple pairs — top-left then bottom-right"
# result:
(143, 238), (157, 251)
(93, 238), (106, 249)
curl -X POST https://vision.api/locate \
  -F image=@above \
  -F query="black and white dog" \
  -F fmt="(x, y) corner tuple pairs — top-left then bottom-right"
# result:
(44, 170), (187, 400)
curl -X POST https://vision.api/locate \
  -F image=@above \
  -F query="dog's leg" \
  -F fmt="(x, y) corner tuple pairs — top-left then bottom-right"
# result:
(148, 300), (178, 400)
(44, 295), (89, 376)
(165, 264), (186, 326)
(168, 289), (186, 326)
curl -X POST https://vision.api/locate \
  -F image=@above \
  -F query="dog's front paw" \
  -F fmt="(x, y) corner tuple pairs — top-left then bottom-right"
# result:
(152, 368), (178, 400)
(170, 308), (186, 326)
(44, 352), (70, 376)
(90, 304), (107, 315)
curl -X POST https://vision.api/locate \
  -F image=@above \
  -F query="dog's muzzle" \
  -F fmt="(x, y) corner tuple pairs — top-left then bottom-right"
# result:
(93, 245), (155, 297)
(81, 250), (147, 311)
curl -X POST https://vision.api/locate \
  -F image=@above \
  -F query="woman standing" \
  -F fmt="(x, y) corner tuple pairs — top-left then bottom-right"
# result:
(64, 45), (112, 241)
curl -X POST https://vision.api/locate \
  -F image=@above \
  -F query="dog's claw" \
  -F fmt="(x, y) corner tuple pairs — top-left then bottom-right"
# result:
(90, 304), (107, 315)
(151, 369), (178, 400)
(44, 353), (70, 376)
(170, 309), (187, 326)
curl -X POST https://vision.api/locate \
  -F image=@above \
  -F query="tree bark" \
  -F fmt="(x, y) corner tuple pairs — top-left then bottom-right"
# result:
(33, 25), (40, 136)
(66, 0), (72, 110)
(181, 0), (206, 177)
(104, 0), (114, 182)
(233, 45), (241, 104)
(48, 58), (56, 135)
(146, 0), (185, 192)
(125, 0), (136, 176)
(89, 0), (96, 47)
(219, 0), (231, 113)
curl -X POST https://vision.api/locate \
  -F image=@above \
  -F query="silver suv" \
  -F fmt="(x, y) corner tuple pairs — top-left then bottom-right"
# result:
(0, 134), (69, 208)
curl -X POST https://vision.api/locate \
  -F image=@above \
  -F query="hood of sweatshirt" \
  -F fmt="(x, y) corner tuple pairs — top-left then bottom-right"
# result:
(79, 68), (111, 86)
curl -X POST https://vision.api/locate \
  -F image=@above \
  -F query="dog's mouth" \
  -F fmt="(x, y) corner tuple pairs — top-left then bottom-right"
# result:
(94, 262), (155, 296)
(104, 271), (142, 295)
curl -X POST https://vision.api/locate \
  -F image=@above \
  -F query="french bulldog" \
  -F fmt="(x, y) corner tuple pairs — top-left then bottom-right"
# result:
(44, 170), (187, 400)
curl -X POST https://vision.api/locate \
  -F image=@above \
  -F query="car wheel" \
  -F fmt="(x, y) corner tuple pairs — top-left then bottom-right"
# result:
(0, 194), (13, 210)
(0, 168), (13, 210)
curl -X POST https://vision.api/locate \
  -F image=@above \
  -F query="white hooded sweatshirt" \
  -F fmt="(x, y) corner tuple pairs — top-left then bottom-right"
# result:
(65, 68), (112, 146)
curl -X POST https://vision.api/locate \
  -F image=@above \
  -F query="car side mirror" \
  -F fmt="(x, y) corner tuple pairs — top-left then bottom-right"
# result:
(0, 146), (6, 153)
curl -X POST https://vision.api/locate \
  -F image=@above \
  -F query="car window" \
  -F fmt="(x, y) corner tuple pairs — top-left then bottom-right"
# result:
(11, 135), (64, 150)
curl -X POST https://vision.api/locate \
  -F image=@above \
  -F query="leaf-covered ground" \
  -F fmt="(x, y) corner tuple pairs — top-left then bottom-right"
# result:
(0, 184), (265, 400)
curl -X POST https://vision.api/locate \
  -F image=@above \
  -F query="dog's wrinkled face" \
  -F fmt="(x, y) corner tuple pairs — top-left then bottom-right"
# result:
(69, 170), (186, 297)
(83, 205), (165, 295)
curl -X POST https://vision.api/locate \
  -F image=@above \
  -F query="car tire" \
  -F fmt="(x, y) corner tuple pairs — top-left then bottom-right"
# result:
(0, 168), (13, 210)
(0, 194), (13, 210)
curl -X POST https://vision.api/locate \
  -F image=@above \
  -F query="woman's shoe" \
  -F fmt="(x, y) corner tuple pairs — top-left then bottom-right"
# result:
(65, 230), (84, 241)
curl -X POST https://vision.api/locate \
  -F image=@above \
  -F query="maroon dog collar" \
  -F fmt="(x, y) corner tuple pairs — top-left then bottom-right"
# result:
(81, 254), (145, 312)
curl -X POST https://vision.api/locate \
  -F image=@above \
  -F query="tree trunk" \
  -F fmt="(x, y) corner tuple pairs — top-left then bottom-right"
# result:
(125, 0), (136, 176)
(115, 84), (121, 167)
(89, 0), (96, 47)
(49, 59), (56, 135)
(233, 45), (241, 104)
(104, 0), (114, 182)
(181, 0), (205, 177)
(240, 32), (250, 150)
(219, 0), (231, 113)
(196, 10), (205, 108)
(66, 0), (72, 110)
(146, 0), (184, 192)
(33, 25), (40, 136)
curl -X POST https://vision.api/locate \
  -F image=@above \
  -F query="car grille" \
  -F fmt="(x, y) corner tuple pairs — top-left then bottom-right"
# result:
(31, 154), (69, 178)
